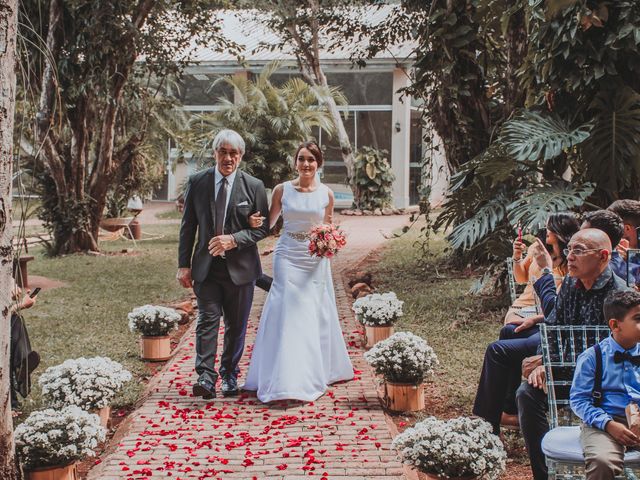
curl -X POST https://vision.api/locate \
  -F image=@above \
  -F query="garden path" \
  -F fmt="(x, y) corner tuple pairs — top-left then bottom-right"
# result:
(88, 213), (412, 480)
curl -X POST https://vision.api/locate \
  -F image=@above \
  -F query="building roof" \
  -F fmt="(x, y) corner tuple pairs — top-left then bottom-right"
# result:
(182, 6), (415, 68)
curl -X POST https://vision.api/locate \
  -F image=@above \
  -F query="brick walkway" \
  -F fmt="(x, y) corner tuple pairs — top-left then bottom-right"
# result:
(88, 215), (409, 480)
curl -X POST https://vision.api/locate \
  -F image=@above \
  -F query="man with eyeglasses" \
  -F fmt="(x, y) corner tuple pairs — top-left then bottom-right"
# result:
(516, 228), (629, 480)
(177, 129), (270, 400)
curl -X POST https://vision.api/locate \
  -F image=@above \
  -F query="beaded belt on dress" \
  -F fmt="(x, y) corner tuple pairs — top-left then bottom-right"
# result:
(286, 231), (309, 241)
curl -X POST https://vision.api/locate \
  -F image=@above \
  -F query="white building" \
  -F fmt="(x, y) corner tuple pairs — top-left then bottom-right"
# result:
(156, 8), (448, 208)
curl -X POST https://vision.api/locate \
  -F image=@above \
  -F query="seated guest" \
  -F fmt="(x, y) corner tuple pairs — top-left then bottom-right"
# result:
(505, 212), (579, 327)
(583, 209), (626, 279)
(516, 228), (628, 480)
(472, 213), (579, 434)
(570, 290), (640, 479)
(608, 199), (640, 285)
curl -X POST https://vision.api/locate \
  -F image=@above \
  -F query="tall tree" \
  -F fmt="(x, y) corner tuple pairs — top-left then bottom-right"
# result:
(19, 0), (235, 254)
(0, 0), (18, 477)
(254, 0), (358, 185)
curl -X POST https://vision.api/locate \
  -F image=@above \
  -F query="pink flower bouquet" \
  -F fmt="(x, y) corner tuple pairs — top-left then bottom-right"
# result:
(308, 223), (347, 258)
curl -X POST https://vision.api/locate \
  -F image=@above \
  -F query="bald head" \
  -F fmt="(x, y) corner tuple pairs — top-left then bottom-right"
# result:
(566, 228), (612, 284)
(572, 228), (612, 252)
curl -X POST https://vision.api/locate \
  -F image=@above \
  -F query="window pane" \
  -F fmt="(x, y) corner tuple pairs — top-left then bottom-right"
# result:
(356, 111), (391, 156)
(409, 110), (424, 205)
(175, 74), (234, 106)
(321, 113), (355, 165)
(325, 72), (393, 105)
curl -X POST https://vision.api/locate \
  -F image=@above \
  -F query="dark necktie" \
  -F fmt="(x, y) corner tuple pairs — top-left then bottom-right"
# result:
(613, 351), (640, 366)
(214, 177), (228, 237)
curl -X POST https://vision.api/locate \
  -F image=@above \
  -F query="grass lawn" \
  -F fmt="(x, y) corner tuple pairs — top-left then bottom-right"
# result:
(17, 223), (187, 418)
(156, 208), (182, 220)
(370, 220), (507, 412)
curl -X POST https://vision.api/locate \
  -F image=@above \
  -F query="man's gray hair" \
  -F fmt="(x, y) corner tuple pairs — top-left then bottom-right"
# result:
(212, 129), (245, 155)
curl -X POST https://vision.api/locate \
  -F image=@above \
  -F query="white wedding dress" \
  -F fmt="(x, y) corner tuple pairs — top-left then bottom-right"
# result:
(243, 181), (354, 402)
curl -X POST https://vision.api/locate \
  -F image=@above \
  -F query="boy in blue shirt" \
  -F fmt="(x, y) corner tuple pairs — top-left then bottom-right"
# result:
(570, 290), (640, 479)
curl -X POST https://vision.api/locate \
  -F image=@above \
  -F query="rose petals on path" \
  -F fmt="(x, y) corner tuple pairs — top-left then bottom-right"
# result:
(90, 255), (404, 478)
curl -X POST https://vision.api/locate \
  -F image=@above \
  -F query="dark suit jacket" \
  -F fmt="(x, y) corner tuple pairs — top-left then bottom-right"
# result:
(178, 168), (269, 285)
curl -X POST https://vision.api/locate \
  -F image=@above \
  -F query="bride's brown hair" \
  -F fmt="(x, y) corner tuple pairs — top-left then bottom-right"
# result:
(293, 141), (324, 168)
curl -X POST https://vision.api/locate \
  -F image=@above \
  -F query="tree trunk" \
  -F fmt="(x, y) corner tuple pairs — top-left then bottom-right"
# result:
(0, 0), (19, 478)
(504, 6), (527, 114)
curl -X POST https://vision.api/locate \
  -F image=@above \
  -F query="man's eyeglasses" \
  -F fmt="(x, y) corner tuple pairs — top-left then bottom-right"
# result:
(563, 247), (602, 257)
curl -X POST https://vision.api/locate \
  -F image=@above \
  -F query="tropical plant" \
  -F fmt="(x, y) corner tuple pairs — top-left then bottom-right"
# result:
(185, 62), (340, 188)
(351, 147), (395, 211)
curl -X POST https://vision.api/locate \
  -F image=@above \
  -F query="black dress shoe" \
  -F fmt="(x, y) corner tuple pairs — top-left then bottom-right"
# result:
(192, 379), (216, 399)
(221, 376), (239, 397)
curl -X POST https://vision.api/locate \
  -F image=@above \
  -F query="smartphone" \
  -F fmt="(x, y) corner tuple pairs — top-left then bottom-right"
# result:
(517, 224), (522, 242)
(29, 287), (41, 298)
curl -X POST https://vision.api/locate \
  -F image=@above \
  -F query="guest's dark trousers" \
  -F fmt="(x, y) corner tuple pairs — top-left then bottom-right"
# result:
(516, 381), (549, 480)
(193, 257), (255, 385)
(472, 324), (540, 434)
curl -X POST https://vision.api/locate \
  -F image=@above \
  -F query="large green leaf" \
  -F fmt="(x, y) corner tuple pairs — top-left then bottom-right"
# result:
(506, 182), (595, 231)
(499, 110), (592, 162)
(447, 195), (508, 251)
(583, 87), (640, 191)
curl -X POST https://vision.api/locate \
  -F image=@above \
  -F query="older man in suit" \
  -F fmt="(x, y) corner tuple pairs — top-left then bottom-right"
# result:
(177, 129), (269, 399)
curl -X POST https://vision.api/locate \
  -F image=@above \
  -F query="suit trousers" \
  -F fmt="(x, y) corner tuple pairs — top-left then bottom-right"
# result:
(516, 380), (549, 480)
(472, 325), (540, 434)
(193, 257), (255, 384)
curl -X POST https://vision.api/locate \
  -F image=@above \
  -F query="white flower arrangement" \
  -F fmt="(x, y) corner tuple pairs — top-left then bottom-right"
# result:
(14, 406), (106, 470)
(352, 292), (404, 326)
(392, 416), (506, 479)
(128, 304), (181, 337)
(39, 357), (132, 411)
(364, 331), (438, 384)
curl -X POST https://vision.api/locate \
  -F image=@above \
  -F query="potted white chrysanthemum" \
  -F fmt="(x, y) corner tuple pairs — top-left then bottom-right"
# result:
(39, 357), (132, 428)
(364, 331), (438, 412)
(392, 416), (506, 479)
(128, 305), (181, 361)
(352, 292), (403, 347)
(15, 406), (106, 480)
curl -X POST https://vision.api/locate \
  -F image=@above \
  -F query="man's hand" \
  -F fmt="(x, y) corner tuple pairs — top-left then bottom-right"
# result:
(176, 268), (193, 289)
(605, 420), (640, 447)
(522, 355), (543, 378)
(527, 365), (546, 390)
(208, 235), (237, 256)
(514, 314), (543, 333)
(617, 238), (630, 262)
(531, 238), (553, 270)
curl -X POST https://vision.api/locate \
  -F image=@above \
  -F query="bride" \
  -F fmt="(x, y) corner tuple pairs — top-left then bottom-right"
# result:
(242, 141), (354, 402)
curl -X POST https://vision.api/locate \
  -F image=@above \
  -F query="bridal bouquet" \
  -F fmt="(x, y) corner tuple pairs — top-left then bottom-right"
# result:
(353, 292), (404, 326)
(14, 406), (106, 470)
(392, 416), (506, 479)
(308, 223), (346, 258)
(39, 356), (132, 411)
